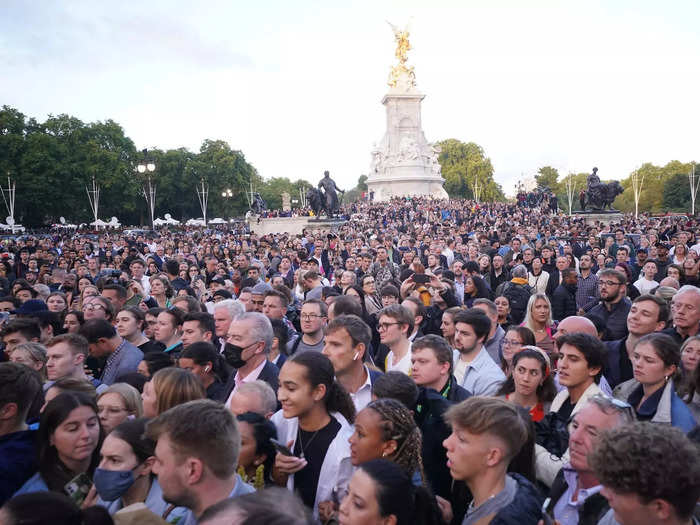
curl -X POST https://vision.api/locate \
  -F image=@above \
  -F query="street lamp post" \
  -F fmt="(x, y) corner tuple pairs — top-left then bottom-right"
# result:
(137, 150), (157, 228)
(221, 189), (233, 218)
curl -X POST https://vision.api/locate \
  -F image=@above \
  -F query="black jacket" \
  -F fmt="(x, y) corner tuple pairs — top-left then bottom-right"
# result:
(551, 283), (577, 322)
(490, 473), (545, 525)
(604, 337), (633, 389)
(546, 469), (609, 525)
(216, 359), (279, 404)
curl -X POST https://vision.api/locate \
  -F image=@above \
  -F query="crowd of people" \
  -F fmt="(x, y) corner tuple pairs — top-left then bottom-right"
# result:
(0, 195), (699, 525)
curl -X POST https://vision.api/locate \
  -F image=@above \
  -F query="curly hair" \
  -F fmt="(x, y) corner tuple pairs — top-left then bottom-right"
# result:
(365, 398), (426, 485)
(589, 422), (700, 520)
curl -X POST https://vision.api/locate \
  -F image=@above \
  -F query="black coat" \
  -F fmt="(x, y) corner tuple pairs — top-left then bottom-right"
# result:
(216, 359), (279, 404)
(551, 283), (577, 322)
(546, 469), (609, 525)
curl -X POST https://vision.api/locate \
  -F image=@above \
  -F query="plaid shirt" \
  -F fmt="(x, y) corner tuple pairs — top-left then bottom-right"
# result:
(576, 272), (600, 310)
(100, 338), (127, 385)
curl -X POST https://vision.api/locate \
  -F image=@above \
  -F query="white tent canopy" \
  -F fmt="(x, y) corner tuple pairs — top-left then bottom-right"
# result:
(155, 213), (181, 226)
(186, 218), (207, 227)
(208, 217), (226, 224)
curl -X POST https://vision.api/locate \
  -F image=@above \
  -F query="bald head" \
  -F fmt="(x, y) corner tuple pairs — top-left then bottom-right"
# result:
(659, 277), (680, 290)
(553, 315), (598, 341)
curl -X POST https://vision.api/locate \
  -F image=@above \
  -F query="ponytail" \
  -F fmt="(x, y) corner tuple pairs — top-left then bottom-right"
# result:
(288, 352), (356, 424)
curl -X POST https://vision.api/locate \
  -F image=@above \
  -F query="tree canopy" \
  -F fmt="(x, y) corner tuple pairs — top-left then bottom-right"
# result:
(436, 139), (505, 201)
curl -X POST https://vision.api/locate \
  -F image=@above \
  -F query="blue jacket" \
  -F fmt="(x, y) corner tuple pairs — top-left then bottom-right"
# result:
(614, 379), (697, 433)
(14, 472), (49, 496)
(490, 473), (545, 525)
(0, 429), (37, 505)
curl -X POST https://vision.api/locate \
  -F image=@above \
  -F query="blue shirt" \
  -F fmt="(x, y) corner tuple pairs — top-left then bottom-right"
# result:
(454, 346), (506, 396)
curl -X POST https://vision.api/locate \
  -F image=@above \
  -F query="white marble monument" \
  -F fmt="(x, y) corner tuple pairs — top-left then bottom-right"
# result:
(366, 23), (448, 202)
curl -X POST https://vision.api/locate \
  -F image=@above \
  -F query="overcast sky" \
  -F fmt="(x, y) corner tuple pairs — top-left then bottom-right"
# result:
(2, 0), (698, 194)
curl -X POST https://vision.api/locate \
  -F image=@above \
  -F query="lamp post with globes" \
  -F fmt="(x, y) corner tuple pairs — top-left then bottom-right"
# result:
(221, 188), (233, 219)
(137, 150), (157, 228)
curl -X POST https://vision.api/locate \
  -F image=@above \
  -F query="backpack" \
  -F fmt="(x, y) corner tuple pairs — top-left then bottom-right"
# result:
(503, 282), (531, 325)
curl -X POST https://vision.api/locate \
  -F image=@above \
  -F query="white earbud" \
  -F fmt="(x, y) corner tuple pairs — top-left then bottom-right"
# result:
(353, 352), (359, 361)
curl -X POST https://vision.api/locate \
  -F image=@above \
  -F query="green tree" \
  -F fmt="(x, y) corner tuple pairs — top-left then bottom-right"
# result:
(535, 166), (560, 192)
(436, 139), (504, 201)
(663, 173), (692, 211)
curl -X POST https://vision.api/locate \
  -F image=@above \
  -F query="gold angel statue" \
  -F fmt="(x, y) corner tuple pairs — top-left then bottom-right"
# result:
(387, 21), (411, 64)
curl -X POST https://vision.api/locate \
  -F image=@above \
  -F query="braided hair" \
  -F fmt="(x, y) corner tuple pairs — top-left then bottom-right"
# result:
(365, 398), (426, 484)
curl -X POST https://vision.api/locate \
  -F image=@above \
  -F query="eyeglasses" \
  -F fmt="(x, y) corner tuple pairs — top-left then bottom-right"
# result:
(598, 280), (623, 287)
(377, 322), (401, 331)
(589, 394), (636, 420)
(83, 304), (105, 311)
(502, 339), (522, 347)
(300, 313), (324, 321)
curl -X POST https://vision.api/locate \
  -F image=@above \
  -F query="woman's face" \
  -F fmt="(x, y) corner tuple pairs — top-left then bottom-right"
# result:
(513, 357), (544, 398)
(495, 297), (510, 317)
(362, 278), (375, 295)
(98, 434), (141, 473)
(237, 421), (265, 472)
(440, 313), (455, 340)
(464, 277), (475, 294)
(9, 349), (41, 372)
(63, 313), (81, 334)
(277, 361), (318, 420)
(479, 256), (489, 270)
(97, 392), (130, 435)
(632, 342), (675, 387)
(115, 311), (141, 339)
(150, 279), (165, 296)
(47, 295), (67, 312)
(78, 278), (92, 293)
(51, 406), (101, 468)
(532, 298), (550, 324)
(348, 408), (392, 466)
(502, 330), (524, 363)
(141, 380), (158, 418)
(681, 340), (700, 373)
(338, 469), (385, 525)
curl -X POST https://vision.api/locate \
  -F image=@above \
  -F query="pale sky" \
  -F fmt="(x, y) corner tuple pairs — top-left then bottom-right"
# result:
(2, 0), (698, 194)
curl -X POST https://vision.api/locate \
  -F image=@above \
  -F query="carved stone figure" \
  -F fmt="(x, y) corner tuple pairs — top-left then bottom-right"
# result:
(250, 192), (267, 214)
(317, 171), (344, 216)
(581, 167), (624, 211)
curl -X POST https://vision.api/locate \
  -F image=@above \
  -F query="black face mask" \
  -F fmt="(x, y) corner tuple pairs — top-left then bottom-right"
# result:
(222, 342), (250, 369)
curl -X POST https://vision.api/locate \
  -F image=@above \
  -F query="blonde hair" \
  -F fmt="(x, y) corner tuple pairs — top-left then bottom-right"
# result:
(523, 293), (553, 332)
(99, 382), (143, 418)
(151, 367), (205, 416)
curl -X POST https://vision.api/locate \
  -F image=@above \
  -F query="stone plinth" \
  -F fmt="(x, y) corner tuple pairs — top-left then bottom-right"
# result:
(366, 80), (448, 201)
(281, 193), (291, 212)
(572, 212), (624, 226)
(246, 216), (344, 236)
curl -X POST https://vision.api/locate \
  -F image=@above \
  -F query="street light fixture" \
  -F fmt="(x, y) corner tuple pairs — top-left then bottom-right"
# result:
(137, 149), (157, 228)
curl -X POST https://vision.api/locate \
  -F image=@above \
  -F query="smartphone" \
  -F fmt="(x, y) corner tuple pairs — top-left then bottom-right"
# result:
(271, 438), (297, 457)
(413, 274), (430, 284)
(64, 472), (92, 506)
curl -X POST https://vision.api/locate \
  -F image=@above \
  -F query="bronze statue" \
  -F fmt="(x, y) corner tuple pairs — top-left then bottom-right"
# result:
(316, 171), (344, 216)
(581, 167), (624, 211)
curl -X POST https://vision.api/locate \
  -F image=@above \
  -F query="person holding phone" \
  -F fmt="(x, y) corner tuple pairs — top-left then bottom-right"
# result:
(15, 392), (103, 503)
(272, 351), (355, 518)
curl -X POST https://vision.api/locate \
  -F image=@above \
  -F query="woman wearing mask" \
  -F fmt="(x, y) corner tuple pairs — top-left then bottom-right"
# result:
(338, 459), (440, 525)
(496, 347), (557, 422)
(15, 392), (102, 496)
(613, 333), (696, 432)
(272, 351), (355, 518)
(87, 418), (187, 521)
(178, 342), (228, 401)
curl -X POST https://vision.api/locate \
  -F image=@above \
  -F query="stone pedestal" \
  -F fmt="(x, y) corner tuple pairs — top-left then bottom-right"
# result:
(281, 192), (291, 212)
(366, 84), (448, 201)
(246, 216), (344, 236)
(572, 212), (624, 226)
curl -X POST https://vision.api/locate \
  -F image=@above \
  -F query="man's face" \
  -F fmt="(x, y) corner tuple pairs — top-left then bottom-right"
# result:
(226, 319), (263, 361)
(616, 250), (628, 264)
(410, 347), (448, 388)
(627, 300), (664, 337)
(152, 434), (192, 508)
(2, 332), (30, 355)
(568, 403), (621, 474)
(656, 247), (668, 260)
(636, 252), (648, 266)
(344, 258), (356, 271)
(556, 257), (568, 271)
(300, 303), (325, 335)
(523, 250), (534, 264)
(101, 289), (125, 310)
(376, 248), (387, 262)
(238, 292), (254, 312)
(247, 268), (260, 280)
(46, 342), (82, 380)
(262, 296), (286, 320)
(454, 322), (482, 354)
(512, 240), (521, 251)
(15, 290), (33, 303)
(250, 294), (264, 312)
(381, 295), (397, 307)
(213, 308), (233, 338)
(492, 256), (503, 270)
(443, 425), (495, 483)
(0, 300), (14, 312)
(130, 263), (144, 279)
(181, 320), (210, 347)
(599, 275), (624, 303)
(322, 327), (359, 376)
(82, 297), (109, 320)
(671, 291), (700, 331)
(558, 343), (599, 389)
(579, 255), (592, 270)
(378, 315), (405, 346)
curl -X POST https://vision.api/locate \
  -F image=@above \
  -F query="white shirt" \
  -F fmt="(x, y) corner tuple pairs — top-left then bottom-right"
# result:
(633, 277), (659, 295)
(225, 358), (267, 409)
(385, 343), (412, 375)
(349, 366), (374, 412)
